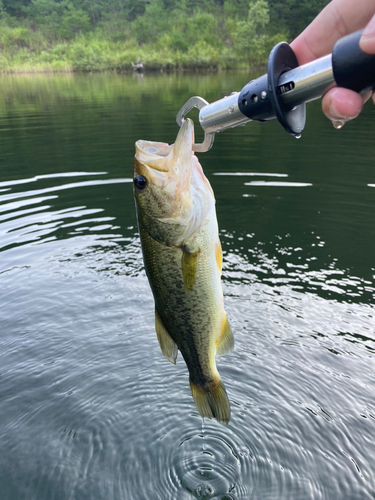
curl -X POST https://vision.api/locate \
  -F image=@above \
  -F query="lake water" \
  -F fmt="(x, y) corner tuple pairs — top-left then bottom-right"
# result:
(0, 72), (374, 500)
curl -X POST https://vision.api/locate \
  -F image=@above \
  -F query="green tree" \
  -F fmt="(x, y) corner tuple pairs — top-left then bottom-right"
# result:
(59, 8), (91, 39)
(2, 0), (32, 16)
(268, 0), (328, 38)
(131, 0), (169, 45)
(234, 0), (270, 64)
(223, 0), (252, 19)
(28, 0), (91, 40)
(76, 0), (149, 23)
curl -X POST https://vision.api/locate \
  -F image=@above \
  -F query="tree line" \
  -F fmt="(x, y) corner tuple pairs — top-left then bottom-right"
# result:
(0, 0), (329, 72)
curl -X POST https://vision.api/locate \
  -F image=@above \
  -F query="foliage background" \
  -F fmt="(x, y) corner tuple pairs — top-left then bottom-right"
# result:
(0, 0), (329, 72)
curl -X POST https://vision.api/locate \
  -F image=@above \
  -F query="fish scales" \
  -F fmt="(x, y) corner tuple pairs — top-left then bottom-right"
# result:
(140, 219), (220, 383)
(133, 119), (234, 424)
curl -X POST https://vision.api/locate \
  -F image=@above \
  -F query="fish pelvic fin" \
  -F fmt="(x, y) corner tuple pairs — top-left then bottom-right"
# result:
(189, 378), (231, 425)
(215, 238), (222, 274)
(181, 246), (200, 291)
(155, 309), (178, 364)
(216, 313), (234, 356)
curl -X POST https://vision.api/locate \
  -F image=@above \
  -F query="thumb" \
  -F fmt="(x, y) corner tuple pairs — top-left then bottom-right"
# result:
(360, 13), (375, 54)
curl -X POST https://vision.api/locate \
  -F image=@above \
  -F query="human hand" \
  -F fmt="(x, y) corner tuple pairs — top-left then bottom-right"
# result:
(290, 0), (375, 127)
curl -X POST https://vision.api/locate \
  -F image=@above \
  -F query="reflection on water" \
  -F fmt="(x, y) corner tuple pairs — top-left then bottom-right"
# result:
(0, 73), (374, 500)
(243, 181), (312, 186)
(214, 173), (288, 177)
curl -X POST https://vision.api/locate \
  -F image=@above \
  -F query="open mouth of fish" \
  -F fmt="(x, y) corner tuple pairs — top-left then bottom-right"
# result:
(135, 118), (195, 173)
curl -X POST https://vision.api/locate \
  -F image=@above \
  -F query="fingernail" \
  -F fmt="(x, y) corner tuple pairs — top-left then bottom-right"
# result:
(326, 96), (347, 122)
(360, 14), (375, 51)
(362, 14), (375, 38)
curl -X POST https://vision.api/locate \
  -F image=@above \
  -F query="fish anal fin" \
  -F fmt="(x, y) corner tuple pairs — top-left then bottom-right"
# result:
(181, 246), (200, 291)
(189, 378), (231, 425)
(215, 238), (222, 274)
(216, 314), (234, 356)
(155, 309), (178, 364)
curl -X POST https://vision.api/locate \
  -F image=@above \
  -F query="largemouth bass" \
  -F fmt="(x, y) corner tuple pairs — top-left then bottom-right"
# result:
(133, 119), (234, 424)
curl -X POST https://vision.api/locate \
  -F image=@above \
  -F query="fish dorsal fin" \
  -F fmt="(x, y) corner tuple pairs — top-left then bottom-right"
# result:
(181, 246), (200, 291)
(216, 314), (234, 356)
(155, 309), (178, 364)
(215, 238), (222, 274)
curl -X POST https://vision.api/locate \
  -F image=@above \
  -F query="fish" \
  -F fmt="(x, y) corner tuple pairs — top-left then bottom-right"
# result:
(133, 118), (234, 424)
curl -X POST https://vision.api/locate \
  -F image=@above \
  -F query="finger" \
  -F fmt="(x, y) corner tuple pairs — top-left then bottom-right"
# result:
(362, 91), (374, 105)
(322, 87), (364, 122)
(360, 13), (375, 53)
(291, 0), (375, 65)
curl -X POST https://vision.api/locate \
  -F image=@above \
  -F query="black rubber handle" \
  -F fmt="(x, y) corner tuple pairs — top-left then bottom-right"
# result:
(332, 29), (375, 93)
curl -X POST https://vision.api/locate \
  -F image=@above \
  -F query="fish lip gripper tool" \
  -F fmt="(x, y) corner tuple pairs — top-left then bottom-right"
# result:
(176, 29), (375, 152)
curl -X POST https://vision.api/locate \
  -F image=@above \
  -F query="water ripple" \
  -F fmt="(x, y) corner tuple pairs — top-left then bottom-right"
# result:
(213, 172), (288, 177)
(244, 181), (313, 187)
(171, 426), (243, 498)
(0, 171), (107, 189)
(1, 80), (374, 500)
(0, 172), (133, 255)
(0, 178), (132, 203)
(220, 231), (375, 303)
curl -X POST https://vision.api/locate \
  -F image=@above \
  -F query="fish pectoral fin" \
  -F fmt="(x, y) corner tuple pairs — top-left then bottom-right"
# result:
(216, 314), (234, 356)
(155, 309), (178, 365)
(189, 378), (231, 425)
(181, 246), (200, 291)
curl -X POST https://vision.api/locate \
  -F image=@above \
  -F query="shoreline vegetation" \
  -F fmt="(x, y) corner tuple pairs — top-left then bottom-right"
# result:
(0, 0), (328, 74)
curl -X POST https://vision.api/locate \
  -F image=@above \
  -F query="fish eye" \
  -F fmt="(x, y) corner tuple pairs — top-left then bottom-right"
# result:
(134, 174), (147, 190)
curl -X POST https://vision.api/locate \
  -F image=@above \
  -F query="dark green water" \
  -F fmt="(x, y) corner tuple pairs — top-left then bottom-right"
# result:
(0, 72), (374, 500)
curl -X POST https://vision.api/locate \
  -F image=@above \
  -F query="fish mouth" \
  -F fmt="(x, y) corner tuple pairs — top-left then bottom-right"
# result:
(135, 119), (194, 173)
(135, 141), (172, 170)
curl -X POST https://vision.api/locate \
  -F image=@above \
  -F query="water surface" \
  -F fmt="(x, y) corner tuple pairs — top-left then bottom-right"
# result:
(0, 72), (374, 500)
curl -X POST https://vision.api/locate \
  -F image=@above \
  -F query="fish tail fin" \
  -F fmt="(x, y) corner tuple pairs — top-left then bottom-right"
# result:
(189, 378), (231, 425)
